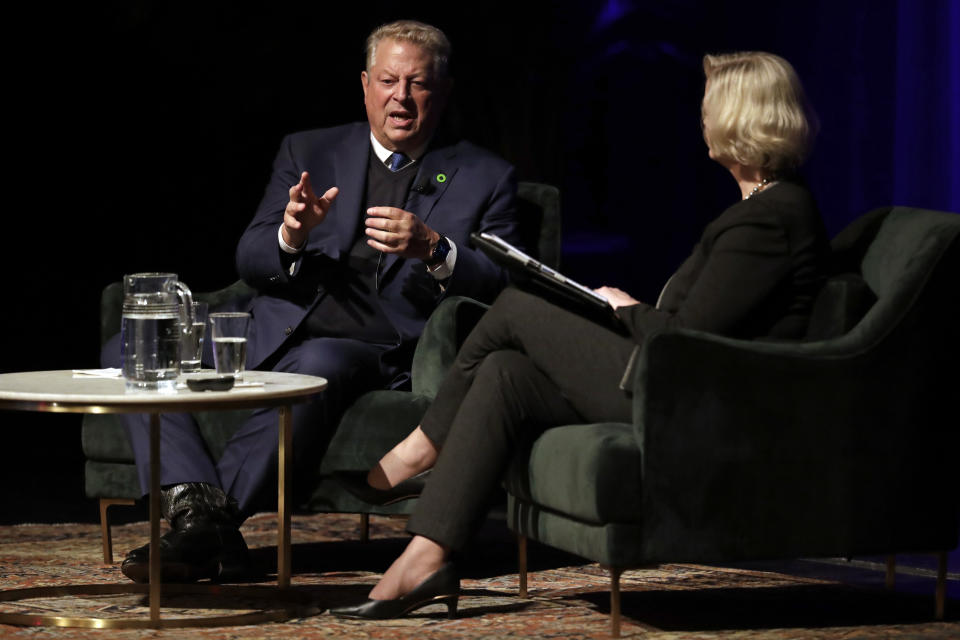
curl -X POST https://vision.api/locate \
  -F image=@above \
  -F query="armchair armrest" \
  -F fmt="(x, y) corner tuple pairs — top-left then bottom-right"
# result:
(196, 280), (256, 310)
(631, 328), (958, 562)
(100, 282), (124, 345)
(410, 296), (489, 397)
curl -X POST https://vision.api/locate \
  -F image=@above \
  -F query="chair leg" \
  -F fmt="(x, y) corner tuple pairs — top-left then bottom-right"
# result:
(935, 551), (946, 620)
(885, 554), (896, 589)
(517, 534), (528, 598)
(607, 565), (622, 638)
(99, 498), (135, 564)
(359, 513), (369, 543)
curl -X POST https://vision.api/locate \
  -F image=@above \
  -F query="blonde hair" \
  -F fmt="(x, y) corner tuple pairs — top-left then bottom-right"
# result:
(365, 20), (451, 78)
(702, 52), (817, 172)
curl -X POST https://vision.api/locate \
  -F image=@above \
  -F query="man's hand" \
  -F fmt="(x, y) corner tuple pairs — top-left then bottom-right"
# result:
(595, 286), (641, 310)
(365, 206), (440, 261)
(281, 171), (339, 249)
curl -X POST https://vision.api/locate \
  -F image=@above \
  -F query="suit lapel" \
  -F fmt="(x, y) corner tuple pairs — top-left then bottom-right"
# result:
(404, 145), (458, 223)
(380, 144), (460, 280)
(332, 125), (371, 255)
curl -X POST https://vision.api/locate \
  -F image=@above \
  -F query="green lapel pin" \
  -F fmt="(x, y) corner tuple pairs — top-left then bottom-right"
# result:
(435, 173), (447, 183)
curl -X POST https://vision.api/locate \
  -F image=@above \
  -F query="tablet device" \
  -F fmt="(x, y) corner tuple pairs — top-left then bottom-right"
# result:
(471, 232), (626, 333)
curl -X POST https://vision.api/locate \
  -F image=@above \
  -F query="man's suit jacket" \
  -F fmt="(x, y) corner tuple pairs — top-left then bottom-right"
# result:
(236, 122), (521, 370)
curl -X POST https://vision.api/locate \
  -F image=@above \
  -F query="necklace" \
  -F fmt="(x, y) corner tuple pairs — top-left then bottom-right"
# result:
(747, 177), (775, 199)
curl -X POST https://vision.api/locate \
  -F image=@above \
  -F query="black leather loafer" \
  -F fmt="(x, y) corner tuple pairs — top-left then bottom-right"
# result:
(329, 562), (459, 620)
(334, 469), (431, 506)
(120, 524), (253, 584)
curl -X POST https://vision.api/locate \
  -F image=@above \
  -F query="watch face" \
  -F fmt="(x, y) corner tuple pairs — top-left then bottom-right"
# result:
(431, 236), (449, 263)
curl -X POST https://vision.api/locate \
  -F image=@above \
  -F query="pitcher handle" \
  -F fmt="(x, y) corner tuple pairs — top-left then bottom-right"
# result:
(172, 281), (195, 337)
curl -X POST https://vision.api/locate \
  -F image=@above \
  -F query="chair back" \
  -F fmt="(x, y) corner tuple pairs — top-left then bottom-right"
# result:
(98, 280), (256, 345)
(633, 206), (960, 563)
(801, 208), (960, 551)
(516, 182), (562, 269)
(832, 207), (960, 343)
(806, 207), (960, 341)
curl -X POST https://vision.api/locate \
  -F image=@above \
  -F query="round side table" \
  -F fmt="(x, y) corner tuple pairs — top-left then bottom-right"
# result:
(0, 369), (327, 628)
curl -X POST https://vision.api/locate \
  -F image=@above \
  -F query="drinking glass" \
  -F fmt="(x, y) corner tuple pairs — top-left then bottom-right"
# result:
(180, 301), (209, 373)
(209, 312), (250, 380)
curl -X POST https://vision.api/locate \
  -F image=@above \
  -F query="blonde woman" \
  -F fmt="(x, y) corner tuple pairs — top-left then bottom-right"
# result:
(332, 51), (828, 620)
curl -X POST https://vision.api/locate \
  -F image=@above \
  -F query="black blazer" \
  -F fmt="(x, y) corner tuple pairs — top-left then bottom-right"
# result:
(619, 180), (828, 344)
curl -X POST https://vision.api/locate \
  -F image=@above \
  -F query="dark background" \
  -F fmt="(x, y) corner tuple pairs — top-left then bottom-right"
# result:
(1, 0), (957, 554)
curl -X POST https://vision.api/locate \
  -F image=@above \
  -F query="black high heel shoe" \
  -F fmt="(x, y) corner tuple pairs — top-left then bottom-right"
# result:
(329, 562), (459, 620)
(333, 469), (431, 506)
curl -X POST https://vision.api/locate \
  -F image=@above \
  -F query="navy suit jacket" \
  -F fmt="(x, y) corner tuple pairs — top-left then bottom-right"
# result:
(236, 122), (520, 370)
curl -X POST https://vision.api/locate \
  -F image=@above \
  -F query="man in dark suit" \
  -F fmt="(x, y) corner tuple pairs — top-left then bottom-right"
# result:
(115, 19), (520, 583)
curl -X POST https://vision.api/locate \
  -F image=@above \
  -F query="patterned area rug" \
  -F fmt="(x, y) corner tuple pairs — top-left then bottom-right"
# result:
(0, 512), (956, 638)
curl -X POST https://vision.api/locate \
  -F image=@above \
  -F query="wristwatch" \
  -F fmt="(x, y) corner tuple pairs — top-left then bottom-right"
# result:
(426, 234), (451, 268)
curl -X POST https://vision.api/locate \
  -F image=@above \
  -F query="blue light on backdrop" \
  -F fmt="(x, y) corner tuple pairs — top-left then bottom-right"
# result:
(893, 0), (960, 213)
(563, 0), (959, 279)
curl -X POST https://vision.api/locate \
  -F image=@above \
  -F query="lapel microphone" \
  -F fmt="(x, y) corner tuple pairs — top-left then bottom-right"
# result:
(412, 179), (435, 195)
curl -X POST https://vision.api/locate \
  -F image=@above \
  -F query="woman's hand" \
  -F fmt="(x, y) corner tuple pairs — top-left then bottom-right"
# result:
(595, 286), (641, 310)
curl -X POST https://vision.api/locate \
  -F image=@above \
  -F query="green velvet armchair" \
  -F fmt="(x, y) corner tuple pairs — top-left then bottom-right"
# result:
(304, 182), (561, 527)
(82, 181), (561, 562)
(499, 206), (960, 636)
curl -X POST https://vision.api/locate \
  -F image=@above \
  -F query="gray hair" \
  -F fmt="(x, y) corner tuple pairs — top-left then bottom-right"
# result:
(365, 20), (451, 78)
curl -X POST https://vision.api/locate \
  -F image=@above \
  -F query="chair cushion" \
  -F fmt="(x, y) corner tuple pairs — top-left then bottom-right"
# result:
(504, 422), (643, 525)
(805, 273), (877, 340)
(84, 460), (140, 500)
(81, 414), (134, 461)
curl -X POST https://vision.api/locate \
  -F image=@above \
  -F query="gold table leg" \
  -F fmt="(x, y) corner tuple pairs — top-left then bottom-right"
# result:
(517, 534), (528, 598)
(277, 405), (292, 588)
(607, 565), (622, 638)
(0, 408), (317, 630)
(149, 413), (161, 626)
(100, 498), (136, 565)
(360, 513), (370, 542)
(0, 385), (325, 629)
(935, 551), (946, 620)
(0, 584), (320, 628)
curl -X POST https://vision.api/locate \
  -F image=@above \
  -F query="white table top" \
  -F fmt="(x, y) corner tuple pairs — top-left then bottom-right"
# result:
(0, 370), (328, 414)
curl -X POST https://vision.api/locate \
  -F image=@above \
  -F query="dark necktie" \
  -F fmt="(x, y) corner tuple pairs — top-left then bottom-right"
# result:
(386, 152), (410, 172)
